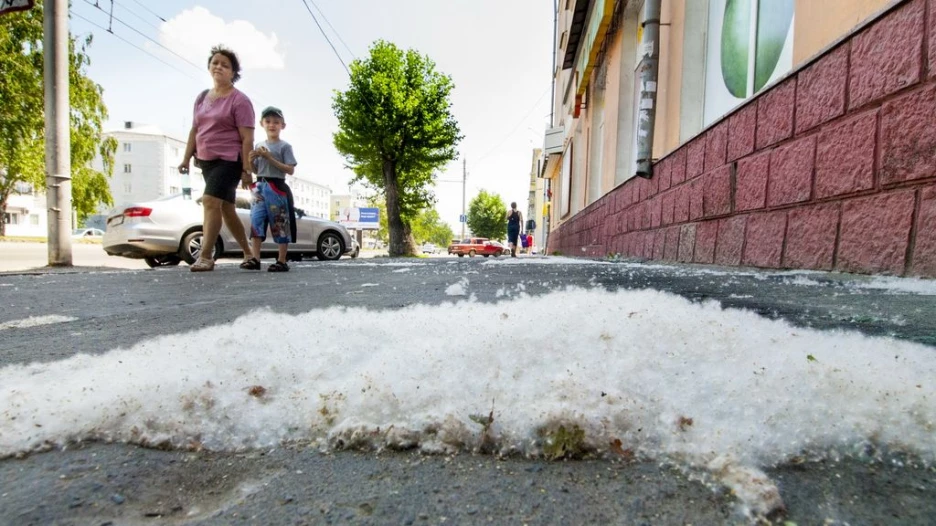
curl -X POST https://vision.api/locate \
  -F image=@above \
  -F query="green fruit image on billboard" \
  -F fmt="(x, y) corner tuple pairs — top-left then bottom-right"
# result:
(720, 0), (794, 98)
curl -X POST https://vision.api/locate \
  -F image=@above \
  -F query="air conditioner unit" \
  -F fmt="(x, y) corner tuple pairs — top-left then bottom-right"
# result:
(544, 126), (563, 155)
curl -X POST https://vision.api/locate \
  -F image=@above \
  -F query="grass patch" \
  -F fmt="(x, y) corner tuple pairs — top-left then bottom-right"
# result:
(0, 236), (101, 244)
(541, 424), (588, 460)
(0, 236), (47, 243)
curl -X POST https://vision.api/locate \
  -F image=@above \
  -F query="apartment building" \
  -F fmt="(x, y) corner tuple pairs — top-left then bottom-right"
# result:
(289, 175), (331, 219)
(2, 184), (47, 238)
(98, 122), (204, 210)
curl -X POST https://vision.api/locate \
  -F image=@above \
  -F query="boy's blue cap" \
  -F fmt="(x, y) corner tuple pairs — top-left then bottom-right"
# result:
(261, 106), (284, 120)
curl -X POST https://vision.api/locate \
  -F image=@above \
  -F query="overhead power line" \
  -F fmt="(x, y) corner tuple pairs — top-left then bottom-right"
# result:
(113, 0), (163, 32)
(81, 0), (202, 71)
(298, 0), (350, 75)
(474, 87), (551, 164)
(307, 0), (356, 59)
(69, 9), (201, 81)
(126, 0), (166, 22)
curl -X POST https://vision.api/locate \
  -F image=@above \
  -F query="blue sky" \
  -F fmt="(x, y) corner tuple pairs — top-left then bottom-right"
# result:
(67, 0), (554, 233)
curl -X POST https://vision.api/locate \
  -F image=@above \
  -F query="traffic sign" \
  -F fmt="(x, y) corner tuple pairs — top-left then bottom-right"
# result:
(0, 0), (34, 16)
(459, 214), (466, 223)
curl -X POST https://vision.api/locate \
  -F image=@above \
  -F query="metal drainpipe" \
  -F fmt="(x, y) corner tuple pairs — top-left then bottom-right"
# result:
(550, 0), (558, 127)
(635, 0), (662, 179)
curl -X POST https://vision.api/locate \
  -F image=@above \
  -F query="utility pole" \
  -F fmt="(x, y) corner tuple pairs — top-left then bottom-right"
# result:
(460, 157), (466, 240)
(45, 0), (72, 265)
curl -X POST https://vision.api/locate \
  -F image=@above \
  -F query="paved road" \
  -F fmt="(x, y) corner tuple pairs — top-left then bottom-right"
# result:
(0, 258), (934, 525)
(0, 241), (388, 273)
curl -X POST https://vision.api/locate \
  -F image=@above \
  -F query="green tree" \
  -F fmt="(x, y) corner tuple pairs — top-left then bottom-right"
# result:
(411, 208), (454, 247)
(467, 190), (506, 241)
(332, 40), (462, 257)
(366, 196), (389, 244)
(0, 5), (116, 236)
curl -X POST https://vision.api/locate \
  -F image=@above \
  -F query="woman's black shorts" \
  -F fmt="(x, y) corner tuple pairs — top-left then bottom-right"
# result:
(198, 158), (241, 204)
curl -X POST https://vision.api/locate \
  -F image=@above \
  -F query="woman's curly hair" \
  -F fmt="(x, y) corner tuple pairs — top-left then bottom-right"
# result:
(207, 45), (242, 83)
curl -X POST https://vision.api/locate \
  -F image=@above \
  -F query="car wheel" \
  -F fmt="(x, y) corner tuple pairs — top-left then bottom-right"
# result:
(180, 230), (221, 265)
(483, 254), (489, 258)
(351, 246), (360, 259)
(457, 253), (464, 258)
(287, 253), (304, 262)
(316, 231), (344, 261)
(144, 255), (182, 268)
(468, 249), (476, 257)
(493, 252), (500, 258)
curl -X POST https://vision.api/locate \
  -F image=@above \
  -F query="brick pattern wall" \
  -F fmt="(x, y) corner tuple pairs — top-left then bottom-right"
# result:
(549, 0), (936, 277)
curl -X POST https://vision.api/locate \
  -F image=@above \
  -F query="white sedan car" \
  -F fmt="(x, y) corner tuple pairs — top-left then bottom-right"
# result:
(103, 192), (355, 268)
(72, 228), (104, 239)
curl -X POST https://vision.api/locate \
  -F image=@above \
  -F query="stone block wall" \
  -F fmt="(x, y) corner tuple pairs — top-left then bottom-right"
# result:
(549, 0), (936, 278)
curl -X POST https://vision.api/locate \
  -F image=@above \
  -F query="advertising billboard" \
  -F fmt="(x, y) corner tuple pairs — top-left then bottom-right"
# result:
(0, 1), (34, 16)
(338, 207), (379, 230)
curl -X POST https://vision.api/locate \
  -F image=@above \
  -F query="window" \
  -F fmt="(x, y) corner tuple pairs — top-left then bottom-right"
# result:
(169, 186), (180, 194)
(3, 212), (18, 225)
(123, 164), (132, 173)
(561, 141), (573, 217)
(124, 182), (132, 194)
(703, 0), (794, 125)
(172, 147), (180, 157)
(30, 214), (40, 225)
(123, 142), (132, 153)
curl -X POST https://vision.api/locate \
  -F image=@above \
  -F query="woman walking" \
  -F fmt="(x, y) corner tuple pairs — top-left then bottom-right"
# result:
(178, 45), (255, 271)
(506, 202), (523, 257)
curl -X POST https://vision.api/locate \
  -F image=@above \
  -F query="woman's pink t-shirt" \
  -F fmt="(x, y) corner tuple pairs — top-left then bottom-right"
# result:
(193, 89), (255, 162)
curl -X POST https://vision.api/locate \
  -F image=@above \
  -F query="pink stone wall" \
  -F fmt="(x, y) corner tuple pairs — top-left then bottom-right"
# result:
(548, 0), (936, 278)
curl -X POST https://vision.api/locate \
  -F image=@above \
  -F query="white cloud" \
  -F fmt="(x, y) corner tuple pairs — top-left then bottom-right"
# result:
(156, 6), (285, 71)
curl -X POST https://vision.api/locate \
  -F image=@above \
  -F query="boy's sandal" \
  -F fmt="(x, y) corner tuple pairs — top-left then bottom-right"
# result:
(268, 261), (289, 272)
(240, 257), (261, 270)
(190, 258), (215, 272)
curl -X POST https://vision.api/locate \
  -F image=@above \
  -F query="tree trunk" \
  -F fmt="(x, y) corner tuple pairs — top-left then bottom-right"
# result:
(383, 160), (417, 257)
(0, 192), (7, 238)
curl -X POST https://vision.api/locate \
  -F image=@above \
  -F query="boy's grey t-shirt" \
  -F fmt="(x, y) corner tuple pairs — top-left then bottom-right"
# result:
(252, 139), (297, 179)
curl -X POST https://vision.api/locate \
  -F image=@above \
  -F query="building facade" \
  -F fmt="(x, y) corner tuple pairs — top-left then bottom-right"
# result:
(527, 148), (547, 253)
(3, 185), (47, 238)
(543, 0), (935, 277)
(289, 175), (331, 219)
(97, 122), (204, 211)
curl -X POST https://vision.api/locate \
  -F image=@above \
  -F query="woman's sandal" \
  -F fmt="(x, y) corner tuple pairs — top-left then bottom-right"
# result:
(240, 257), (261, 270)
(190, 258), (215, 272)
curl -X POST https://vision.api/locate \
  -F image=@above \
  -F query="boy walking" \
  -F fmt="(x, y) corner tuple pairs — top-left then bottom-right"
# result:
(241, 106), (297, 272)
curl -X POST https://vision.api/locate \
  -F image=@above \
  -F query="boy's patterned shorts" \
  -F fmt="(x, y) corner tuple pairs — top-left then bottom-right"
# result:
(250, 180), (291, 244)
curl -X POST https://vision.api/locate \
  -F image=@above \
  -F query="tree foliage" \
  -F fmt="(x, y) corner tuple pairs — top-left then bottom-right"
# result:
(366, 196), (389, 244)
(333, 40), (462, 256)
(467, 190), (506, 241)
(411, 207), (454, 247)
(0, 5), (115, 235)
(366, 196), (452, 248)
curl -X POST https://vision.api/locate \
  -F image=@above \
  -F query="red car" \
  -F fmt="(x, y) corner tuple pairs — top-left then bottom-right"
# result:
(448, 237), (506, 257)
